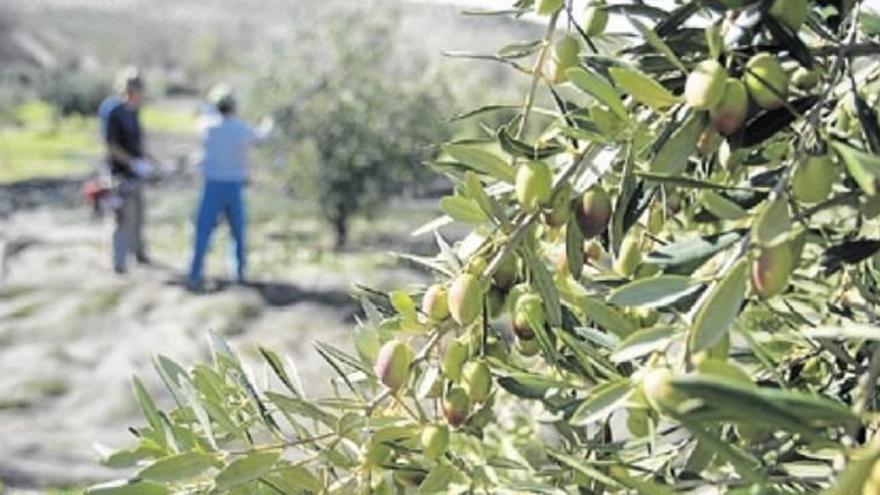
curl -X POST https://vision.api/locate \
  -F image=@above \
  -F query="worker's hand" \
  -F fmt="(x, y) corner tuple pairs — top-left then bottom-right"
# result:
(258, 116), (275, 136)
(131, 158), (153, 178)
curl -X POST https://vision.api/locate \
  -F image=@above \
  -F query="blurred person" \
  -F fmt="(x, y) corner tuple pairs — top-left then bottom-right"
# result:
(187, 85), (273, 290)
(104, 68), (155, 274)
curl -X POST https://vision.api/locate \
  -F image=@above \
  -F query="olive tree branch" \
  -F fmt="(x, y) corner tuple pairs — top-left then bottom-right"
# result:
(685, 6), (862, 368)
(517, 10), (560, 139)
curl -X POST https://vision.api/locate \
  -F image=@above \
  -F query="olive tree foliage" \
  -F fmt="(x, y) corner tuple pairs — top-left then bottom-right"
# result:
(89, 0), (880, 493)
(247, 11), (451, 249)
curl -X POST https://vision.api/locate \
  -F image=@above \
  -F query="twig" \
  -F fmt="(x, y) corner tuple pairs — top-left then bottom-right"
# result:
(517, 10), (560, 139)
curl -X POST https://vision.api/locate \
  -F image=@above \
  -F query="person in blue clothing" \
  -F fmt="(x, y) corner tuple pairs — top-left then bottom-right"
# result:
(187, 85), (273, 290)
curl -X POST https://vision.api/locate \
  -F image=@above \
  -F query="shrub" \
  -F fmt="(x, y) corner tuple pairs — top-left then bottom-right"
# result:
(88, 1), (880, 494)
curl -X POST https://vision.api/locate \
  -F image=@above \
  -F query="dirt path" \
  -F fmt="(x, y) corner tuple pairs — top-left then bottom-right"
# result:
(0, 185), (432, 490)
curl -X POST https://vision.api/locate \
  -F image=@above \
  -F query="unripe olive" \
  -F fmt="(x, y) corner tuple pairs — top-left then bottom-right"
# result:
(493, 255), (519, 289)
(710, 78), (749, 135)
(647, 203), (664, 235)
(535, 0), (564, 16)
(448, 273), (483, 326)
(516, 161), (553, 212)
(421, 284), (449, 321)
(614, 228), (643, 278)
(516, 336), (541, 356)
(591, 105), (627, 138)
(791, 154), (836, 204)
(744, 52), (789, 110)
(626, 408), (651, 437)
(442, 338), (469, 382)
(392, 467), (427, 487)
(861, 195), (880, 219)
(791, 67), (820, 90)
(575, 187), (612, 239)
(505, 283), (530, 314)
(769, 0), (808, 31)
(374, 339), (412, 391)
(420, 424), (450, 460)
(486, 286), (506, 319)
(467, 256), (488, 275)
(551, 35), (580, 83)
(461, 361), (492, 403)
(751, 242), (795, 298)
(871, 459), (880, 483)
(583, 240), (604, 262)
(583, 2), (609, 36)
(684, 59), (727, 110)
(697, 128), (722, 156)
(513, 292), (545, 340)
(443, 386), (471, 427)
(544, 182), (573, 227)
(643, 368), (685, 412)
(361, 441), (392, 467)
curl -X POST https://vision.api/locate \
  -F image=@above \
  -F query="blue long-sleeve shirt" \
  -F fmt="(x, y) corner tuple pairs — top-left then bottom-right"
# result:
(199, 115), (267, 183)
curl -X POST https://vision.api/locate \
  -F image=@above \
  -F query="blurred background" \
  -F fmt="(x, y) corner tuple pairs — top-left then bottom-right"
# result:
(0, 0), (543, 492)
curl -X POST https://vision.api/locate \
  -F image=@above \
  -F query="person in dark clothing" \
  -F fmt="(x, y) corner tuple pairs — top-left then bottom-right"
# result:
(104, 69), (153, 274)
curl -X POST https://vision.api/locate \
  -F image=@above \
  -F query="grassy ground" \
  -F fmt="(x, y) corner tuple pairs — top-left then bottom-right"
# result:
(0, 100), (198, 184)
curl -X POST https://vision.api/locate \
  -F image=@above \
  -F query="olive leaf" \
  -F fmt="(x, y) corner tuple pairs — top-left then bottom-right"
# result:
(608, 275), (702, 308)
(566, 67), (631, 123)
(442, 144), (516, 183)
(688, 258), (748, 354)
(648, 111), (706, 176)
(608, 66), (680, 110)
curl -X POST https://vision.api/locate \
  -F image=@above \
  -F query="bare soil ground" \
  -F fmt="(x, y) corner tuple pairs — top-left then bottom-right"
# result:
(0, 130), (444, 492)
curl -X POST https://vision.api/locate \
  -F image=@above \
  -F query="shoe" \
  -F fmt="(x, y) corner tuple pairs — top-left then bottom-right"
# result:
(136, 254), (152, 265)
(186, 279), (204, 293)
(114, 266), (127, 275)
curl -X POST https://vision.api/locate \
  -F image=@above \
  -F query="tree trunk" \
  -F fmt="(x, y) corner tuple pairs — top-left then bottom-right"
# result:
(333, 217), (348, 251)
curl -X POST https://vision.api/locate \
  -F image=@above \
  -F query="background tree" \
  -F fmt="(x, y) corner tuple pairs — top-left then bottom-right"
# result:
(249, 10), (451, 249)
(89, 1), (880, 494)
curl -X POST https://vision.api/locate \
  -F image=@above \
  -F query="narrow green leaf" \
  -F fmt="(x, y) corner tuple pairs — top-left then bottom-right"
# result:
(699, 190), (749, 221)
(689, 258), (748, 353)
(570, 379), (632, 426)
(627, 15), (687, 73)
(214, 451), (281, 490)
(132, 377), (164, 443)
(608, 66), (680, 110)
(419, 464), (465, 493)
(752, 197), (791, 247)
(265, 466), (324, 493)
(566, 216), (585, 279)
(139, 452), (217, 483)
(576, 296), (637, 337)
(649, 111), (705, 176)
(608, 275), (701, 308)
(465, 171), (502, 222)
(645, 230), (744, 269)
(611, 326), (677, 363)
(549, 452), (620, 487)
(832, 140), (880, 196)
(566, 67), (630, 123)
(523, 245), (562, 327)
(85, 480), (169, 495)
(442, 144), (515, 183)
(440, 195), (490, 224)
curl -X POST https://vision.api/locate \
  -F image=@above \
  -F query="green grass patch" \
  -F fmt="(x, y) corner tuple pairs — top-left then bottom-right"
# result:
(141, 105), (198, 133)
(78, 288), (124, 316)
(0, 112), (99, 183)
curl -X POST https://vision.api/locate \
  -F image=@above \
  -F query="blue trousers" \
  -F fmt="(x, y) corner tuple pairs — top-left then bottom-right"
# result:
(188, 180), (246, 284)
